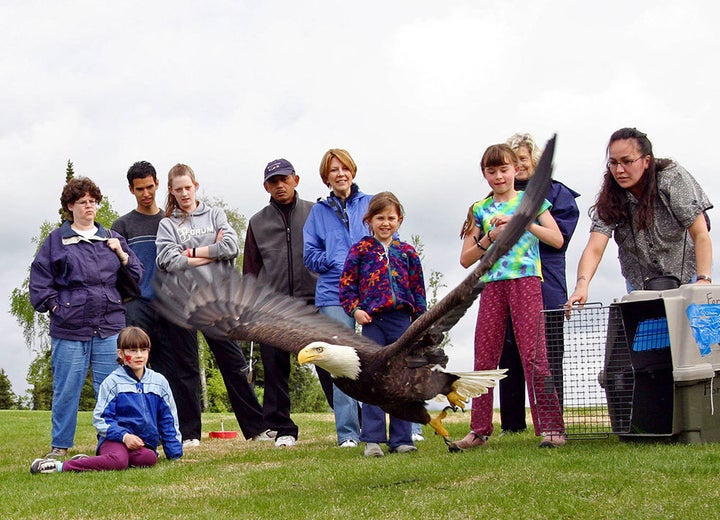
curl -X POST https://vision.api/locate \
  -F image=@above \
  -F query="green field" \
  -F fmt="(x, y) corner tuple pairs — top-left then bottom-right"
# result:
(2, 410), (719, 519)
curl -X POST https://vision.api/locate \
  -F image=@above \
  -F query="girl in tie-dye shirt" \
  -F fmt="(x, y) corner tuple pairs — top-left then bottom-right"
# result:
(451, 143), (566, 451)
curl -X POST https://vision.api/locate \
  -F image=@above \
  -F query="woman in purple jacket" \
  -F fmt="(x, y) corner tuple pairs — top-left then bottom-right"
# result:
(30, 177), (142, 460)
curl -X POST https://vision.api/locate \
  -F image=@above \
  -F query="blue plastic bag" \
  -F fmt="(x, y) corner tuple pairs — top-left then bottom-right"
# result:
(686, 304), (720, 356)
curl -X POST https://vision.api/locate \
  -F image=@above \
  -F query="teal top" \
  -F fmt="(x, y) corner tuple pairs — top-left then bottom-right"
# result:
(472, 192), (552, 283)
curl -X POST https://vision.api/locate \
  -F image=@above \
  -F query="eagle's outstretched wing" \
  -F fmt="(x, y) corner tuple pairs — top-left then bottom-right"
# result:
(153, 270), (382, 355)
(390, 134), (556, 354)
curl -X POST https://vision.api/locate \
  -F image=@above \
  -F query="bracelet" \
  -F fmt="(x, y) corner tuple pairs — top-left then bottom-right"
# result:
(186, 248), (191, 257)
(193, 247), (197, 258)
(697, 275), (712, 283)
(487, 229), (495, 243)
(475, 236), (487, 251)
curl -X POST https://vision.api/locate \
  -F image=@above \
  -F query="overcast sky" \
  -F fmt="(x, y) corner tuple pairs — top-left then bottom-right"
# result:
(1, 0), (718, 397)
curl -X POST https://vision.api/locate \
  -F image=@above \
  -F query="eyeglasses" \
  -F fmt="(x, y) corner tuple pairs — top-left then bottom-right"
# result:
(75, 199), (98, 207)
(607, 156), (646, 171)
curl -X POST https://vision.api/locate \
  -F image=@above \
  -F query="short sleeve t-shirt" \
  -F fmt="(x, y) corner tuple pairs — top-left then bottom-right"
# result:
(472, 192), (552, 283)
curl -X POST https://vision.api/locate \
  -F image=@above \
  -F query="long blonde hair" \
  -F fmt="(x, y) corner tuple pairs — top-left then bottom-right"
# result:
(164, 163), (198, 217)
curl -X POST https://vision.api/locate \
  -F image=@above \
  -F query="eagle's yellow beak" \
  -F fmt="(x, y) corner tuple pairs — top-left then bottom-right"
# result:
(297, 346), (319, 365)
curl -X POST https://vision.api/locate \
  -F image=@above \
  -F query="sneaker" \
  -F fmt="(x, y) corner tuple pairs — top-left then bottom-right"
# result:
(389, 444), (417, 454)
(411, 433), (425, 442)
(251, 429), (277, 441)
(182, 438), (201, 449)
(339, 439), (359, 448)
(539, 432), (567, 448)
(69, 454), (90, 461)
(275, 435), (297, 448)
(45, 447), (68, 459)
(364, 442), (384, 457)
(30, 458), (60, 474)
(448, 431), (488, 452)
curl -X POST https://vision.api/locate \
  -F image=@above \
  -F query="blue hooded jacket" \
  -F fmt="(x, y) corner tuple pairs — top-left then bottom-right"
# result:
(93, 365), (182, 459)
(303, 184), (372, 307)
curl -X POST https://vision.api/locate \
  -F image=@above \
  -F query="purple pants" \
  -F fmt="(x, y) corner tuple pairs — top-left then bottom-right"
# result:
(470, 277), (565, 436)
(62, 440), (158, 472)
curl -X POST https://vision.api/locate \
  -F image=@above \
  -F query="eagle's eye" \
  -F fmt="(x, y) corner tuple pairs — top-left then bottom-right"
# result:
(316, 346), (324, 353)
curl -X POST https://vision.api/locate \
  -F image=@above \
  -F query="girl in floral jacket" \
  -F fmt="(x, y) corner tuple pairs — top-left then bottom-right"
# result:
(339, 192), (426, 457)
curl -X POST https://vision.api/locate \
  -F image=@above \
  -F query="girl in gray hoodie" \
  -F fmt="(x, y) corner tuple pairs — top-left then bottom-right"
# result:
(156, 163), (271, 443)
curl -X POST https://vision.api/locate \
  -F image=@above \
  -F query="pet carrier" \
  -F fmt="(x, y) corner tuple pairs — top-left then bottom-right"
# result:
(533, 284), (720, 444)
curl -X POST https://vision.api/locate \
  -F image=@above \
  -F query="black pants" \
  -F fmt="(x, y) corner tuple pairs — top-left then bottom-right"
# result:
(260, 343), (298, 439)
(499, 312), (565, 431)
(204, 336), (267, 440)
(125, 299), (202, 441)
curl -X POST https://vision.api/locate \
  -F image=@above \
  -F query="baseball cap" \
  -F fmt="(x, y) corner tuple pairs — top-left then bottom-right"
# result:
(264, 158), (295, 182)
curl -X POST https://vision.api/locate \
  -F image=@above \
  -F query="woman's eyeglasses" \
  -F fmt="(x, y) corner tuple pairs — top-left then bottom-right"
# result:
(607, 156), (645, 171)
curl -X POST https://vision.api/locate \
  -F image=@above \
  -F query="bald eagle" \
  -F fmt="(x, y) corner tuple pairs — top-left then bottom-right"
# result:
(154, 136), (556, 448)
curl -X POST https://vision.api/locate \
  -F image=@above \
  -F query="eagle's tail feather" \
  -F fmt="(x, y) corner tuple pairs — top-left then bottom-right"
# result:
(449, 369), (507, 401)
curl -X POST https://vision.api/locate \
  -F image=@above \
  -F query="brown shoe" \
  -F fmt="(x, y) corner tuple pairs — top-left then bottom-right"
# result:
(448, 432), (488, 452)
(539, 432), (567, 448)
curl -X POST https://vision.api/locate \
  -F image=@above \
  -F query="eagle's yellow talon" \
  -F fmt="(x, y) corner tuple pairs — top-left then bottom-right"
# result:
(446, 390), (467, 411)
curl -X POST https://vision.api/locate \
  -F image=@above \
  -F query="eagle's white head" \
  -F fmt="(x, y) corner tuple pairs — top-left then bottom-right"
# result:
(297, 341), (361, 380)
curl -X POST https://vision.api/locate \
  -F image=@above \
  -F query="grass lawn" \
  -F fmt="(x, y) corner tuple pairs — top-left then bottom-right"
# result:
(2, 409), (720, 519)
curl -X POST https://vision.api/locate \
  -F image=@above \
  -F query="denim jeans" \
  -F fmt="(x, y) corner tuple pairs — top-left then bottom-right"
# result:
(319, 306), (361, 444)
(50, 335), (119, 448)
(358, 310), (413, 449)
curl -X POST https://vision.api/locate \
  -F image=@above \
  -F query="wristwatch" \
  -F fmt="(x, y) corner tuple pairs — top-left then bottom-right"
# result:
(697, 275), (712, 283)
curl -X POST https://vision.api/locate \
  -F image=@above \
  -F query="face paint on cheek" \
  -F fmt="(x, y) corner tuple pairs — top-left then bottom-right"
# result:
(125, 355), (133, 363)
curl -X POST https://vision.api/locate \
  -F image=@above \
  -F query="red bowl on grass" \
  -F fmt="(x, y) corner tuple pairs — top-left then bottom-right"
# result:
(209, 431), (238, 439)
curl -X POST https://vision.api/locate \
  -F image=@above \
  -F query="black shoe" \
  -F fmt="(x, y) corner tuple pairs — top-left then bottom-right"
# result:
(499, 428), (527, 437)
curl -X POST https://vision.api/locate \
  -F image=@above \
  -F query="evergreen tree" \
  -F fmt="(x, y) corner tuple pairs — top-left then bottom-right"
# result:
(26, 351), (52, 410)
(0, 369), (17, 409)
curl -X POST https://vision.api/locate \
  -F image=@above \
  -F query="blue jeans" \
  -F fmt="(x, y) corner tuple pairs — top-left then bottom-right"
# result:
(319, 306), (361, 444)
(358, 310), (413, 449)
(50, 335), (118, 448)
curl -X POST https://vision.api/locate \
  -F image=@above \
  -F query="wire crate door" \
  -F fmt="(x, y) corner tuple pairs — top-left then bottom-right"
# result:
(532, 304), (634, 438)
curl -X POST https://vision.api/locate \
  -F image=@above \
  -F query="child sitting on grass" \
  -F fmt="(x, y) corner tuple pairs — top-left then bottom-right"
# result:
(30, 326), (182, 474)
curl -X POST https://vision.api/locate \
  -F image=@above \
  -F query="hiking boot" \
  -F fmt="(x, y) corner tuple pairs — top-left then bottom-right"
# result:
(539, 432), (567, 448)
(30, 458), (60, 474)
(364, 443), (384, 457)
(275, 435), (297, 448)
(45, 447), (67, 459)
(448, 432), (488, 452)
(389, 444), (417, 454)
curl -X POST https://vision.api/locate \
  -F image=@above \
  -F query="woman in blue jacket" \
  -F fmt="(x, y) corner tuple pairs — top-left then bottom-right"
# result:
(29, 177), (143, 460)
(303, 148), (373, 447)
(30, 326), (182, 473)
